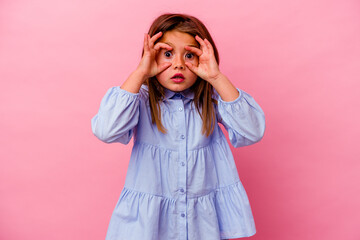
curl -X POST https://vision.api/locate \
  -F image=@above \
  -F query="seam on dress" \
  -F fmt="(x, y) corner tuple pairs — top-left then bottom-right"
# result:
(187, 180), (241, 199)
(135, 137), (225, 152)
(122, 186), (176, 203)
(122, 180), (242, 201)
(135, 140), (178, 152)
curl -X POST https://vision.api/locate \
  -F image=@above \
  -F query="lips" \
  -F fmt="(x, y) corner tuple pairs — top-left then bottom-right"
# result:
(171, 73), (185, 83)
(171, 73), (185, 79)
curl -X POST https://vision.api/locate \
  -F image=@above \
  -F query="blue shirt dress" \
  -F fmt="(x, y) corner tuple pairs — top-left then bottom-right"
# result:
(91, 84), (266, 240)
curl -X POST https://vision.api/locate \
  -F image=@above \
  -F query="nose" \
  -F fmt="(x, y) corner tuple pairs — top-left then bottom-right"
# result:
(173, 55), (185, 70)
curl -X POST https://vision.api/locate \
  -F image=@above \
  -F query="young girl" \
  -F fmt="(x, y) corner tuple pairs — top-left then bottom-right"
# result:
(91, 13), (265, 240)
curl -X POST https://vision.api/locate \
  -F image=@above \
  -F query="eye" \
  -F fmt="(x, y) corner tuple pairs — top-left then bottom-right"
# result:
(185, 53), (194, 59)
(164, 51), (172, 58)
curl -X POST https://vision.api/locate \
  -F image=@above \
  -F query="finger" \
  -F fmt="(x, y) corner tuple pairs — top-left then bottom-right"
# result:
(149, 31), (163, 48)
(147, 34), (152, 48)
(143, 33), (150, 53)
(184, 46), (202, 56)
(195, 35), (207, 50)
(204, 38), (214, 54)
(158, 62), (172, 73)
(154, 42), (172, 51)
(144, 33), (150, 53)
(185, 62), (198, 74)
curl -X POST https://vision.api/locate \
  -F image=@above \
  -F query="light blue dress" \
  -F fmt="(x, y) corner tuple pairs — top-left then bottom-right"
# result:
(91, 84), (265, 240)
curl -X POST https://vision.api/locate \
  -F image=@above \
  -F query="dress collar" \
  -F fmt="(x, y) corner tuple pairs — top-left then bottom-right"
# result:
(141, 84), (195, 100)
(164, 87), (195, 100)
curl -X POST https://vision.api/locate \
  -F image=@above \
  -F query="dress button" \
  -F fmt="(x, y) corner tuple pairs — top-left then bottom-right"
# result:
(181, 213), (185, 217)
(180, 135), (185, 139)
(175, 93), (181, 98)
(180, 162), (185, 166)
(180, 188), (184, 193)
(178, 107), (183, 111)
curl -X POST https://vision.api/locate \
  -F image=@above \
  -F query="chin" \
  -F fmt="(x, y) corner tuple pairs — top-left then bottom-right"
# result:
(167, 86), (186, 92)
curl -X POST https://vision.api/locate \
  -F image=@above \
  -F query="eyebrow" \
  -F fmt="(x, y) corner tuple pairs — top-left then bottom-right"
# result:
(164, 42), (199, 48)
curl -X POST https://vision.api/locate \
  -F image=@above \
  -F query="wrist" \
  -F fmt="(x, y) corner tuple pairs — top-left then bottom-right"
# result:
(121, 68), (148, 94)
(207, 72), (224, 84)
(134, 68), (149, 82)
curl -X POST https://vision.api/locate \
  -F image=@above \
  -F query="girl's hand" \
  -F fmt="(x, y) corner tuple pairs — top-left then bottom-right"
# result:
(184, 36), (222, 82)
(137, 32), (173, 79)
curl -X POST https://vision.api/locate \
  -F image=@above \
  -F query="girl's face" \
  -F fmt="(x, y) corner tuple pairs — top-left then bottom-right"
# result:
(155, 30), (199, 93)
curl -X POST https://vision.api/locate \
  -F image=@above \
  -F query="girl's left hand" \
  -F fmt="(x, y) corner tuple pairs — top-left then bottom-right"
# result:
(184, 36), (221, 82)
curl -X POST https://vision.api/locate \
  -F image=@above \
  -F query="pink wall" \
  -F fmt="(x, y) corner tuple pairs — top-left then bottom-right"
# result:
(1, 0), (359, 239)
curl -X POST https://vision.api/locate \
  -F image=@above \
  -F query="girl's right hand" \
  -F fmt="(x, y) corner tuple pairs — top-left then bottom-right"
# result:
(136, 32), (172, 80)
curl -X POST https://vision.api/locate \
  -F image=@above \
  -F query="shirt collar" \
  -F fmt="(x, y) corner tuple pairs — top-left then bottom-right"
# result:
(141, 84), (195, 100)
(164, 87), (195, 100)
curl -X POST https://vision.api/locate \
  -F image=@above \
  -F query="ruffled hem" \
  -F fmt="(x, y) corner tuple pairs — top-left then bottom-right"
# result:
(105, 180), (256, 240)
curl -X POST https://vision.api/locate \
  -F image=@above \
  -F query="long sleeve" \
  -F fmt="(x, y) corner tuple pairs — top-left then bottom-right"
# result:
(215, 88), (266, 148)
(91, 86), (140, 144)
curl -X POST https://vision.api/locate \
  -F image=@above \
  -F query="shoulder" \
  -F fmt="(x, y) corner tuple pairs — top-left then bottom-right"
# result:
(114, 84), (149, 105)
(211, 88), (220, 107)
(212, 88), (219, 100)
(137, 84), (150, 106)
(139, 84), (149, 101)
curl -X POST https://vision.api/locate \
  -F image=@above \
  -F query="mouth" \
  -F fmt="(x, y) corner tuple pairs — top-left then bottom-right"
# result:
(171, 73), (185, 83)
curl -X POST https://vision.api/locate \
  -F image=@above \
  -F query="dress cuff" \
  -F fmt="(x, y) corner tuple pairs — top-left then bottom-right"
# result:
(217, 88), (243, 104)
(118, 86), (140, 97)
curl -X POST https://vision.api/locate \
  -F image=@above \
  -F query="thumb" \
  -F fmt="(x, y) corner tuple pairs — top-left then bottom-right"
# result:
(158, 62), (172, 74)
(185, 62), (198, 74)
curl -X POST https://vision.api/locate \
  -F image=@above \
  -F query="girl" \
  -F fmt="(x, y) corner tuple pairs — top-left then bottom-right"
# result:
(91, 13), (265, 240)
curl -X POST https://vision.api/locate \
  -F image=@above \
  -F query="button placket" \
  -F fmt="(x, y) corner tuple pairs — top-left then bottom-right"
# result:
(174, 96), (187, 237)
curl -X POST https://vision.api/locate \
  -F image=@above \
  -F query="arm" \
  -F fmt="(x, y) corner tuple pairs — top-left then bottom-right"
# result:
(91, 32), (173, 143)
(207, 72), (239, 102)
(91, 87), (141, 144)
(184, 36), (265, 147)
(214, 87), (266, 147)
(210, 73), (265, 147)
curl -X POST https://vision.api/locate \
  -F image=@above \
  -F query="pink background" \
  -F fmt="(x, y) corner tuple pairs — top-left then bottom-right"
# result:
(1, 0), (359, 239)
